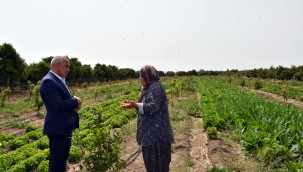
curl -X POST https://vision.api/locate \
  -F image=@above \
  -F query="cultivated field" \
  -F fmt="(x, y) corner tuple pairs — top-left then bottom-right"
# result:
(1, 76), (303, 172)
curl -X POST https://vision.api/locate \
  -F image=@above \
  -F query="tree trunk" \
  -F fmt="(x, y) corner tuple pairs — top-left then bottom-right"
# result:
(7, 78), (9, 87)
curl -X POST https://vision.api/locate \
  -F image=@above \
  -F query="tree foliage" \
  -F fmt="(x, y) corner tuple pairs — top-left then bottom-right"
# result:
(0, 43), (26, 86)
(1, 43), (302, 87)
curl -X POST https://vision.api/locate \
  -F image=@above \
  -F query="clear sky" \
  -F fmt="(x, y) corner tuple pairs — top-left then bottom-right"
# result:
(1, 0), (302, 72)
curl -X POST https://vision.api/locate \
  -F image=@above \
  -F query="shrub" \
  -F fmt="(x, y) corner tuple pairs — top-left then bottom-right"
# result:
(240, 79), (246, 87)
(254, 80), (263, 90)
(76, 112), (125, 171)
(0, 87), (12, 107)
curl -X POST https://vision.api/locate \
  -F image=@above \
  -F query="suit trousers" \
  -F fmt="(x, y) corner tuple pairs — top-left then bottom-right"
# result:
(48, 135), (72, 172)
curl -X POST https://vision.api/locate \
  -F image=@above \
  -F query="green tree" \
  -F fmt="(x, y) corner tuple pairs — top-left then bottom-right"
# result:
(166, 71), (175, 76)
(158, 70), (165, 76)
(82, 64), (93, 83)
(0, 43), (26, 86)
(26, 61), (49, 82)
(93, 63), (107, 82)
(176, 71), (187, 76)
(187, 69), (198, 76)
(118, 68), (137, 80)
(41, 56), (53, 64)
(106, 65), (118, 80)
(293, 68), (303, 81)
(67, 57), (83, 84)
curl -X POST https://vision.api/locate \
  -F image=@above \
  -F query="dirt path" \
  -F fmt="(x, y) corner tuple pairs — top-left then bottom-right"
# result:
(241, 87), (303, 110)
(189, 117), (212, 172)
(120, 116), (253, 172)
(121, 129), (193, 172)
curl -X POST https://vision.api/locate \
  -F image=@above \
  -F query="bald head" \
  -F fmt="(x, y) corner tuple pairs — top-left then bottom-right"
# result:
(50, 56), (70, 78)
(51, 56), (69, 68)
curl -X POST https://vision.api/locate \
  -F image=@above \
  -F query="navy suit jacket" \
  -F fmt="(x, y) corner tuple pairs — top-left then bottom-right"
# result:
(40, 71), (79, 136)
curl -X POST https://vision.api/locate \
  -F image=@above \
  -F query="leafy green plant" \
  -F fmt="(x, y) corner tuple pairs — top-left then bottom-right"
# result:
(254, 80), (263, 90)
(28, 81), (35, 98)
(6, 163), (26, 172)
(240, 79), (246, 87)
(0, 87), (12, 107)
(206, 126), (218, 139)
(185, 155), (195, 167)
(33, 81), (44, 115)
(68, 145), (82, 162)
(186, 103), (201, 117)
(26, 125), (39, 133)
(286, 161), (303, 171)
(36, 136), (49, 150)
(76, 111), (125, 171)
(37, 160), (48, 172)
(27, 130), (43, 140)
(8, 138), (27, 150)
(0, 133), (15, 142)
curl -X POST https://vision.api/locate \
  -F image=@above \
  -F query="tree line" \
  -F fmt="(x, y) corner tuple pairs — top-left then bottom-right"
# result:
(0, 43), (139, 87)
(0, 43), (302, 87)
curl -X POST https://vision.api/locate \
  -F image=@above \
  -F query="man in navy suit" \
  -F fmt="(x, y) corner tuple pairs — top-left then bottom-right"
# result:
(40, 56), (82, 172)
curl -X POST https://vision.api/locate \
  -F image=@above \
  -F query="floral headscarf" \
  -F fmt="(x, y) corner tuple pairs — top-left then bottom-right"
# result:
(138, 65), (160, 102)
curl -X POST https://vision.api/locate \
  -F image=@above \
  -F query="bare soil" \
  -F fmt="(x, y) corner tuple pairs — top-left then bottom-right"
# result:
(120, 116), (261, 172)
(7, 89), (28, 101)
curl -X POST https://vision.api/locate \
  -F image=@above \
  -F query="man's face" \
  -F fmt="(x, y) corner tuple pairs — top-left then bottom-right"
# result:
(57, 59), (70, 78)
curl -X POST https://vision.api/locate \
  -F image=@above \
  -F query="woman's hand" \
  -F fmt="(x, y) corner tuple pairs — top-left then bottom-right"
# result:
(120, 100), (138, 109)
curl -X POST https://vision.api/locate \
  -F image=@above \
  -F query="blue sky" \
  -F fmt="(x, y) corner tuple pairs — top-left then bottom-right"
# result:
(1, 0), (302, 71)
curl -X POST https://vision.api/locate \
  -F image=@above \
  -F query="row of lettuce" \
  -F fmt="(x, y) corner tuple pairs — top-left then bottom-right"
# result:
(199, 77), (303, 171)
(0, 92), (137, 172)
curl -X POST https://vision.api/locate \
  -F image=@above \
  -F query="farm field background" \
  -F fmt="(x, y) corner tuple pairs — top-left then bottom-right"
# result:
(1, 76), (303, 171)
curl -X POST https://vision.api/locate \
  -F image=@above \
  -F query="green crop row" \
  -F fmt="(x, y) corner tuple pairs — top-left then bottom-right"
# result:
(198, 77), (303, 171)
(0, 91), (138, 171)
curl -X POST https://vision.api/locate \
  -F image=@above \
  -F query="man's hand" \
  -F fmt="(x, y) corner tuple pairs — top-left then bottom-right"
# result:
(74, 96), (82, 111)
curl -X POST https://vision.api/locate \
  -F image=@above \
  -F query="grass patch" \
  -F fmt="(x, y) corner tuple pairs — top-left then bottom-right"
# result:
(170, 92), (197, 133)
(121, 118), (137, 137)
(185, 155), (196, 167)
(170, 109), (186, 121)
(171, 119), (191, 133)
(0, 99), (32, 115)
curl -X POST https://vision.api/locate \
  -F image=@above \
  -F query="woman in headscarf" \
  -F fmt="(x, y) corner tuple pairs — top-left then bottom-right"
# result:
(121, 65), (174, 172)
